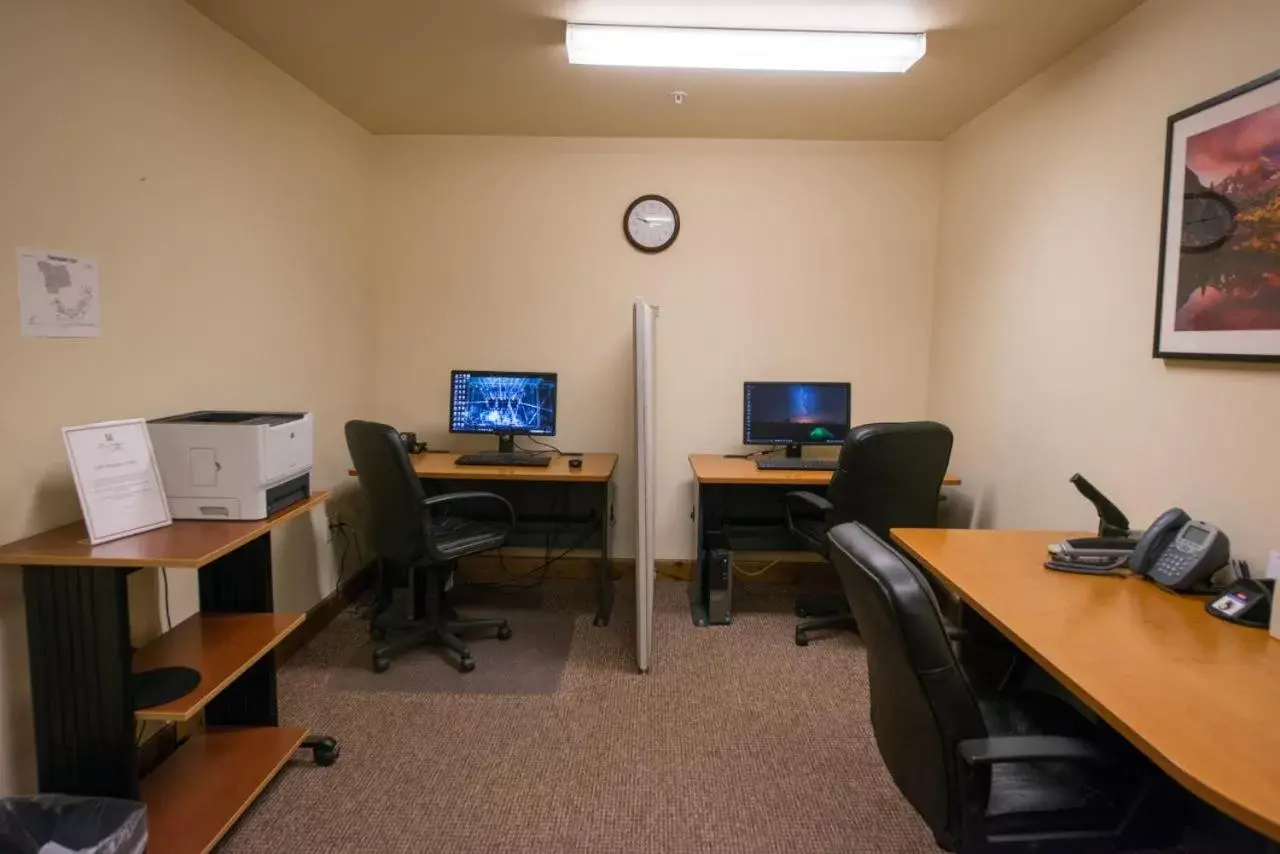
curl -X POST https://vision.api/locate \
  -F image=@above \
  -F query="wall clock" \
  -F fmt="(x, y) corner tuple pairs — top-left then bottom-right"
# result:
(624, 195), (679, 253)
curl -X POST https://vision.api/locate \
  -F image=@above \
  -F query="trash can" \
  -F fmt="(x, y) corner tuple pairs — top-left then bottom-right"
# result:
(0, 796), (146, 854)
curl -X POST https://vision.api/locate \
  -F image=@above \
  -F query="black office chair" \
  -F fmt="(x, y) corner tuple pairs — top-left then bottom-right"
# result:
(827, 522), (1169, 853)
(345, 419), (514, 674)
(784, 421), (953, 646)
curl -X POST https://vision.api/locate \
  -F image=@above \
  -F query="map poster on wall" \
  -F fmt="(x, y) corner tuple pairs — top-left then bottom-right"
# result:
(17, 247), (101, 338)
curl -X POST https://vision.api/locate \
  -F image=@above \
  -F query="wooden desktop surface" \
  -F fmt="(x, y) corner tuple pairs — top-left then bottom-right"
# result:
(689, 454), (961, 487)
(352, 452), (618, 483)
(0, 492), (329, 569)
(892, 527), (1280, 842)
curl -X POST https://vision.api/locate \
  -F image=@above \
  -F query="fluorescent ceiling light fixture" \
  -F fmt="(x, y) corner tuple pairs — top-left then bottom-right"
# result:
(565, 24), (926, 74)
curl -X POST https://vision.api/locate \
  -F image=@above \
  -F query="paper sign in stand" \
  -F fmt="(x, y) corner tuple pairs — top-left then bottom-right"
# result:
(63, 418), (172, 545)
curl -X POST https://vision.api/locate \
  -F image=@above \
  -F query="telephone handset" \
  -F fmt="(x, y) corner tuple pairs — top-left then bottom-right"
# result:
(1129, 507), (1230, 592)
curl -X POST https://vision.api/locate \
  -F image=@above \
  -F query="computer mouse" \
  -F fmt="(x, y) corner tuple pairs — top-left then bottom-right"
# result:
(569, 458), (583, 469)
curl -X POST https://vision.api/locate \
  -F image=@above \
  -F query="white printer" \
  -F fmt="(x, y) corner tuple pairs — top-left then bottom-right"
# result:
(147, 411), (313, 520)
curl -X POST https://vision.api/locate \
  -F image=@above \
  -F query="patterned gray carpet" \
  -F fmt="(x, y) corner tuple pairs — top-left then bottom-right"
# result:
(218, 579), (939, 853)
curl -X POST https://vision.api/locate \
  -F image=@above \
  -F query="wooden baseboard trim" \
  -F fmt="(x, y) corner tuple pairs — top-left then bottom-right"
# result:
(656, 557), (838, 587)
(275, 562), (378, 666)
(457, 554), (633, 583)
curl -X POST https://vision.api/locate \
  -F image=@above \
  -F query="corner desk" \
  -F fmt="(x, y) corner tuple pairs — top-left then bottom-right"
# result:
(0, 493), (337, 854)
(688, 454), (959, 625)
(352, 452), (618, 626)
(892, 527), (1280, 844)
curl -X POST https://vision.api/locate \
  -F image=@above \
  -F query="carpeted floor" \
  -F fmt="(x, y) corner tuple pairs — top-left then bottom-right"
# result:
(218, 579), (941, 853)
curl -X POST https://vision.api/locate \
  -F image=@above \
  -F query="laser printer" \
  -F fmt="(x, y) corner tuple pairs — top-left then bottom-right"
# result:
(147, 411), (313, 520)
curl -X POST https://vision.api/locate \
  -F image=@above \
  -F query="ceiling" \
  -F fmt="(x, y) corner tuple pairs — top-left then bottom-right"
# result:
(188, 0), (1144, 141)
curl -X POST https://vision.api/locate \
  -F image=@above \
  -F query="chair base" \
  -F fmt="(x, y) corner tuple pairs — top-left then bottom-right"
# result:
(794, 592), (848, 619)
(373, 616), (512, 674)
(795, 612), (858, 645)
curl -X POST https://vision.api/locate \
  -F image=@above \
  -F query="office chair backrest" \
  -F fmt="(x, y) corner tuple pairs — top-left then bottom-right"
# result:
(344, 420), (427, 564)
(827, 422), (953, 538)
(827, 521), (988, 843)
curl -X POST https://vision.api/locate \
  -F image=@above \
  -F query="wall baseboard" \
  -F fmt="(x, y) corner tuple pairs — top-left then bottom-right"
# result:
(275, 561), (379, 666)
(656, 558), (838, 587)
(272, 552), (834, 669)
(457, 553), (633, 583)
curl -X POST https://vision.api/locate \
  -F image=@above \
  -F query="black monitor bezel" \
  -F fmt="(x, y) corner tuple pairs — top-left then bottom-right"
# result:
(449, 370), (558, 437)
(742, 381), (852, 446)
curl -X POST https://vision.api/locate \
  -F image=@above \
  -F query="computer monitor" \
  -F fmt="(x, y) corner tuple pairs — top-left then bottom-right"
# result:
(449, 370), (558, 452)
(743, 381), (851, 458)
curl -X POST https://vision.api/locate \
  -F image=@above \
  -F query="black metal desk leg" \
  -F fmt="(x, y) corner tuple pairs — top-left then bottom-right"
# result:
(198, 533), (339, 766)
(199, 535), (278, 727)
(23, 565), (138, 798)
(593, 483), (614, 627)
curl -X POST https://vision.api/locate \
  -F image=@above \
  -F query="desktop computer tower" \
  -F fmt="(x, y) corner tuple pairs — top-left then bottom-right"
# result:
(706, 548), (733, 625)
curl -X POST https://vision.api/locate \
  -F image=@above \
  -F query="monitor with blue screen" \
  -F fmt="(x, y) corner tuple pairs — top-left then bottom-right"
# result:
(450, 370), (558, 452)
(743, 381), (851, 457)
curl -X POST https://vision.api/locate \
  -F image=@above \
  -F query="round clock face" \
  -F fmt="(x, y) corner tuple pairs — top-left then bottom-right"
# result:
(1181, 190), (1237, 254)
(624, 195), (679, 253)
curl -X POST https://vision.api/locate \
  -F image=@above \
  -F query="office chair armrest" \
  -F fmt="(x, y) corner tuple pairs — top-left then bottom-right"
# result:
(957, 736), (1111, 766)
(783, 491), (834, 515)
(421, 491), (516, 525)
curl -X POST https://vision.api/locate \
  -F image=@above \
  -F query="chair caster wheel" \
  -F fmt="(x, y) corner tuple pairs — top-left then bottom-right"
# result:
(370, 627), (387, 641)
(795, 633), (809, 647)
(496, 625), (513, 641)
(459, 656), (476, 673)
(372, 655), (391, 674)
(311, 738), (339, 767)
(795, 605), (809, 618)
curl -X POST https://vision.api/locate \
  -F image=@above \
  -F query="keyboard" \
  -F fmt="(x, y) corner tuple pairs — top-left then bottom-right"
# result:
(454, 452), (551, 468)
(755, 458), (838, 472)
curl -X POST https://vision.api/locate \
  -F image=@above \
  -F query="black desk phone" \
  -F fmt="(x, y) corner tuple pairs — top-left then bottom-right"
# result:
(1128, 508), (1230, 591)
(1045, 480), (1232, 592)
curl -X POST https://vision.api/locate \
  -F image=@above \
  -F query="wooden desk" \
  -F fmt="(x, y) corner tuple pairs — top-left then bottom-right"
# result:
(892, 527), (1280, 843)
(352, 453), (620, 626)
(688, 454), (960, 486)
(686, 454), (960, 626)
(0, 493), (337, 854)
(398, 451), (616, 483)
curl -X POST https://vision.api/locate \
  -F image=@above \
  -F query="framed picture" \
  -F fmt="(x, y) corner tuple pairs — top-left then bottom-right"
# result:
(1154, 69), (1280, 361)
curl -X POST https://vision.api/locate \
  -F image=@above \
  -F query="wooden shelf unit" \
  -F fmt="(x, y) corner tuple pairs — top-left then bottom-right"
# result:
(133, 612), (305, 722)
(141, 726), (308, 854)
(0, 493), (336, 846)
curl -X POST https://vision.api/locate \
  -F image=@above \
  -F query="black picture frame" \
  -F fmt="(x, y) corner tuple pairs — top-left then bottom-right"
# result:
(1153, 68), (1280, 362)
(623, 194), (680, 254)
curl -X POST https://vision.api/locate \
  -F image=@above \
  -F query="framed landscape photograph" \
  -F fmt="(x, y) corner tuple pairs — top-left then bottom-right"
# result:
(1154, 69), (1280, 361)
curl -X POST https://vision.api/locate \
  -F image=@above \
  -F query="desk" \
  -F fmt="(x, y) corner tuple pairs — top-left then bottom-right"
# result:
(353, 452), (618, 626)
(892, 527), (1280, 843)
(687, 454), (959, 625)
(0, 493), (336, 854)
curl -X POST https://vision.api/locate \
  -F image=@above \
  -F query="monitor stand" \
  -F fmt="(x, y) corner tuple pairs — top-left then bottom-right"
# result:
(785, 444), (803, 459)
(497, 433), (516, 454)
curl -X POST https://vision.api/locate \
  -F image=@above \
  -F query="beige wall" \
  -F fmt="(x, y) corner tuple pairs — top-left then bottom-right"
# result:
(930, 0), (1280, 563)
(370, 136), (941, 559)
(0, 0), (373, 793)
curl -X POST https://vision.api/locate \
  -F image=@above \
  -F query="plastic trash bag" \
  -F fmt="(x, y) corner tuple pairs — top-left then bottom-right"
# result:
(0, 796), (146, 854)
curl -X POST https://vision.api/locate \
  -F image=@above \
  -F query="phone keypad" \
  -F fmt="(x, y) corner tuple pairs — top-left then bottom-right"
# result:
(1153, 552), (1195, 580)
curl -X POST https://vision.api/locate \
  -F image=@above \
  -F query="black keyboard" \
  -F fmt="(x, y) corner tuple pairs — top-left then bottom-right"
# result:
(455, 452), (551, 468)
(755, 458), (838, 471)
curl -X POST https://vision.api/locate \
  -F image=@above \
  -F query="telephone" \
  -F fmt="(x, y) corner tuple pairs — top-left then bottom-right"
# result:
(1045, 505), (1232, 592)
(1128, 508), (1231, 592)
(397, 431), (428, 455)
